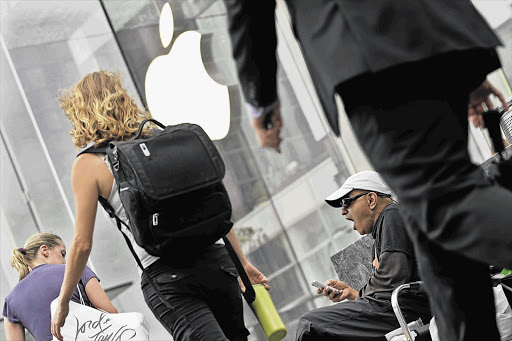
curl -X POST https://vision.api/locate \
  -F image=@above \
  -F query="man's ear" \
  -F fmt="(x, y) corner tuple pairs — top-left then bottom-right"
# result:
(368, 192), (378, 209)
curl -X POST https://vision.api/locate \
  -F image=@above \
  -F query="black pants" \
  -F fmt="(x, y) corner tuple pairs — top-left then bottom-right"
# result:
(141, 245), (249, 341)
(338, 49), (512, 341)
(295, 291), (431, 341)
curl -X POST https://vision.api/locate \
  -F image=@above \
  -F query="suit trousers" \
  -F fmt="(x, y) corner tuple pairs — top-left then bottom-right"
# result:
(141, 245), (249, 341)
(338, 50), (512, 340)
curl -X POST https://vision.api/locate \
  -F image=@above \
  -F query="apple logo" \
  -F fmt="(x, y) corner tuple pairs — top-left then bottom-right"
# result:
(145, 3), (231, 140)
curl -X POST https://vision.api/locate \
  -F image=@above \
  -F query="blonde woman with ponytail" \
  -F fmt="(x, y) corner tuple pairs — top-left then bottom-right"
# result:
(2, 232), (116, 341)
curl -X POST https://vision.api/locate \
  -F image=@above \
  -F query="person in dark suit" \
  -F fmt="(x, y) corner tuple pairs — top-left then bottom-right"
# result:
(223, 1), (512, 340)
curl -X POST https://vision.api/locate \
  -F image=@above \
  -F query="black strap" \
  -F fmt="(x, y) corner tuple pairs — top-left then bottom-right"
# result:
(97, 197), (174, 310)
(482, 110), (505, 154)
(77, 144), (108, 157)
(132, 119), (166, 140)
(223, 237), (256, 304)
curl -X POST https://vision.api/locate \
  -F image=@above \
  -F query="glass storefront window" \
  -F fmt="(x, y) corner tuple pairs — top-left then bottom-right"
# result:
(1, 1), (170, 339)
(100, 2), (356, 338)
(4, 1), (508, 340)
(0, 1), (357, 339)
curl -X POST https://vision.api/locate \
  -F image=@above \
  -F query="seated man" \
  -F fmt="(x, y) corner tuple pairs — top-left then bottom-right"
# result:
(296, 171), (431, 341)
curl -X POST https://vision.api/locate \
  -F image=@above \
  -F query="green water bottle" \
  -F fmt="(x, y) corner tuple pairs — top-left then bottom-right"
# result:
(249, 284), (287, 341)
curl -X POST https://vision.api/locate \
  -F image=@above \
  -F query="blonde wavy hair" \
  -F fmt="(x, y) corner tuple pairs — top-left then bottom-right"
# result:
(11, 232), (63, 281)
(59, 70), (153, 148)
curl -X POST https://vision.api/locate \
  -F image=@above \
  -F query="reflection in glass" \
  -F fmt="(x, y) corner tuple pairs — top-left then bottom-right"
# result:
(1, 1), (170, 339)
(1, 1), (359, 339)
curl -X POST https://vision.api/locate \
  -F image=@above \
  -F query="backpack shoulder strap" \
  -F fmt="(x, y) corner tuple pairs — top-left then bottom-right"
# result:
(222, 237), (256, 304)
(482, 110), (505, 154)
(96, 196), (174, 310)
(77, 144), (108, 157)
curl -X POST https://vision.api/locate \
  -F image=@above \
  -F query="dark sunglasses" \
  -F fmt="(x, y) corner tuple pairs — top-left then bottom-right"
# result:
(341, 192), (391, 209)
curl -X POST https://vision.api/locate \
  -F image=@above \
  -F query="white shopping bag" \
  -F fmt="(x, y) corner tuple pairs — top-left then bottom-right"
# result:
(429, 317), (440, 341)
(50, 297), (149, 341)
(430, 285), (512, 341)
(493, 284), (512, 341)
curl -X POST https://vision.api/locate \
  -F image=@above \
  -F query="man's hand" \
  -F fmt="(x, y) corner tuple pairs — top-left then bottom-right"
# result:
(468, 80), (509, 128)
(251, 104), (283, 153)
(51, 302), (69, 341)
(317, 280), (358, 302)
(239, 262), (270, 292)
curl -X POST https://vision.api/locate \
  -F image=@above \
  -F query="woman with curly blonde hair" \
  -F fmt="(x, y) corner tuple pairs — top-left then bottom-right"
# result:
(60, 70), (152, 148)
(3, 232), (116, 341)
(52, 70), (268, 341)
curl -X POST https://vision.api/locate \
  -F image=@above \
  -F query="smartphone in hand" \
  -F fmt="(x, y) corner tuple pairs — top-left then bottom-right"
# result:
(311, 280), (340, 297)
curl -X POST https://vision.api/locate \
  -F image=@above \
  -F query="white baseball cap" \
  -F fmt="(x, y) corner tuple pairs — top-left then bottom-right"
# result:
(325, 170), (392, 207)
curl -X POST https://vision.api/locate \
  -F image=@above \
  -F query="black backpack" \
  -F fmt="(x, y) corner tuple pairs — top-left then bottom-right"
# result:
(79, 118), (255, 304)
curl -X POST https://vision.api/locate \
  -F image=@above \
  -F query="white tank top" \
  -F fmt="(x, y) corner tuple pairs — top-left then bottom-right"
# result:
(99, 154), (159, 271)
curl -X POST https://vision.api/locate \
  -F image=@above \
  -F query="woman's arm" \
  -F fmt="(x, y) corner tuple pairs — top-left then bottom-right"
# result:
(85, 278), (117, 313)
(225, 228), (270, 290)
(51, 155), (100, 340)
(4, 318), (26, 341)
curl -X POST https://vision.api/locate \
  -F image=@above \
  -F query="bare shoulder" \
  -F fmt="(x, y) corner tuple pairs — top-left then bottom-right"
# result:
(71, 153), (111, 188)
(72, 153), (104, 175)
(73, 152), (113, 198)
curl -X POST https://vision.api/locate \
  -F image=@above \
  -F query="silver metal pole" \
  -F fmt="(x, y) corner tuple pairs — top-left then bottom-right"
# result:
(0, 35), (76, 227)
(1, 34), (97, 273)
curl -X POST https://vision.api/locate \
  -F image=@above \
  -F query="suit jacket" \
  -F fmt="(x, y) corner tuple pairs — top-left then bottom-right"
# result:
(224, 0), (501, 136)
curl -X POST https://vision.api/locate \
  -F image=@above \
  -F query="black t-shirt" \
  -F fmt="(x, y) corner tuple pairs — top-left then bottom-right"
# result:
(359, 203), (420, 297)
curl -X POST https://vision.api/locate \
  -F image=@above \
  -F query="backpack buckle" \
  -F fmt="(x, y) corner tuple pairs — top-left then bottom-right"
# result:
(112, 146), (120, 171)
(152, 213), (159, 226)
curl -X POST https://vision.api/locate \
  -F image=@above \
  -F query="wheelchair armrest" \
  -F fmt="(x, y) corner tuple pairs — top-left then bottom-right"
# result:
(391, 282), (424, 341)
